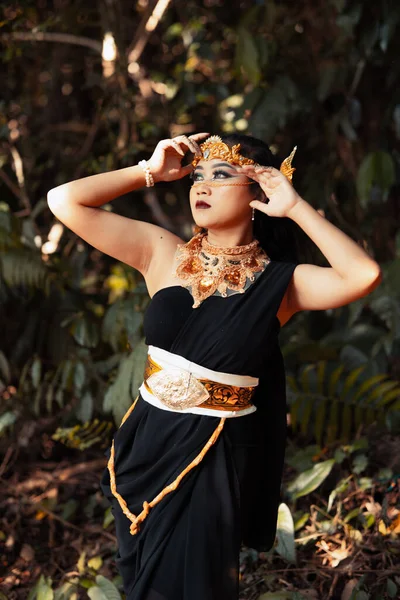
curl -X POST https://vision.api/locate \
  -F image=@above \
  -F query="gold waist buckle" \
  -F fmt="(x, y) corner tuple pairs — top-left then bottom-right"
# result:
(143, 354), (255, 411)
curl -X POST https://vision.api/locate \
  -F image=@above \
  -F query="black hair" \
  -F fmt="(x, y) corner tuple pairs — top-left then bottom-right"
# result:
(198, 132), (321, 265)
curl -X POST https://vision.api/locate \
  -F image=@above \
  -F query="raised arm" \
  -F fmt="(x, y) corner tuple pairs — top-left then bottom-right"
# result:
(47, 133), (208, 280)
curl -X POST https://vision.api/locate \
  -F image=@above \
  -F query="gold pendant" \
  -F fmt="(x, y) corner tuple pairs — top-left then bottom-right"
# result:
(173, 233), (270, 308)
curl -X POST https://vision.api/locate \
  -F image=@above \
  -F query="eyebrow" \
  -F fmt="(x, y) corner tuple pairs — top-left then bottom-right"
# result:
(194, 162), (236, 171)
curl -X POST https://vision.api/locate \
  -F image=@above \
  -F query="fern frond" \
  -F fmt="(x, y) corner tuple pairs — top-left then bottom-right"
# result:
(287, 360), (400, 445)
(52, 418), (113, 450)
(0, 248), (50, 290)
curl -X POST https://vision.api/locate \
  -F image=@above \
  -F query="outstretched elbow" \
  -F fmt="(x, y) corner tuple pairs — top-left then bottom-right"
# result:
(363, 266), (383, 294)
(47, 186), (69, 217)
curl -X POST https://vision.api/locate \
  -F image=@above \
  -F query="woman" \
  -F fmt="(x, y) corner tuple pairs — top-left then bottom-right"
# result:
(47, 133), (382, 599)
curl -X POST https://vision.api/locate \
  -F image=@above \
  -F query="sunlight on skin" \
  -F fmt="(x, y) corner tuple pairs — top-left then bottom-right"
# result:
(188, 159), (258, 247)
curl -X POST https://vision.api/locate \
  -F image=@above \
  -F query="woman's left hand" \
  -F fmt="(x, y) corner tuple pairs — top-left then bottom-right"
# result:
(236, 164), (303, 218)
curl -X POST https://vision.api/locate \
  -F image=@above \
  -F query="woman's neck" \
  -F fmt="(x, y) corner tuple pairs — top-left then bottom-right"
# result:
(204, 227), (254, 248)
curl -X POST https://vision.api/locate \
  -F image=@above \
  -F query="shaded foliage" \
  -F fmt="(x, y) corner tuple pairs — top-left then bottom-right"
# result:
(1, 0), (400, 598)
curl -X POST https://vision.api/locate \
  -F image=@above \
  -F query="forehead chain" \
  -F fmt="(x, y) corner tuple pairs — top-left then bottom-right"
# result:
(191, 180), (253, 187)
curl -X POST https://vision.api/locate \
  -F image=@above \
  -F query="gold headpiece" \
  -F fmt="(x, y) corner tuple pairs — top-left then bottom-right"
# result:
(191, 135), (256, 168)
(191, 135), (297, 183)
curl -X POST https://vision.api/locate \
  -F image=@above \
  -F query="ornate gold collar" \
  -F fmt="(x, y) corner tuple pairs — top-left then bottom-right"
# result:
(173, 232), (270, 308)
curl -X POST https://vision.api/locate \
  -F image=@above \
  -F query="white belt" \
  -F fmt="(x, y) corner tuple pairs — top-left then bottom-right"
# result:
(139, 345), (258, 418)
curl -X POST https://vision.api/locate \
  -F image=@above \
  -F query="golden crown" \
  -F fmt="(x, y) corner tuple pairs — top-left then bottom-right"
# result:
(191, 135), (297, 183)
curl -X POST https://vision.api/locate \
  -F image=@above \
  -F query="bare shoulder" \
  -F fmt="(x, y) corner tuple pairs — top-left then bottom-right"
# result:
(144, 230), (185, 298)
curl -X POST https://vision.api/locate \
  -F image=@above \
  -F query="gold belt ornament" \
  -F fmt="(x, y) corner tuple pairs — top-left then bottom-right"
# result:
(143, 354), (255, 411)
(106, 355), (256, 538)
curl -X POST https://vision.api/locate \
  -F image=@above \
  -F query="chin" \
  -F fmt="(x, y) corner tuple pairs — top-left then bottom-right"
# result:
(194, 220), (221, 231)
(192, 214), (214, 227)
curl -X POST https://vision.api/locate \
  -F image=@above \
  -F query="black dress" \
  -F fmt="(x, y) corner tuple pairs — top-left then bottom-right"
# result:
(100, 259), (297, 600)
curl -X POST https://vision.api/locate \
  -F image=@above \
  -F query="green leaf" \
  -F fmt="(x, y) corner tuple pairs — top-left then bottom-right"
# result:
(87, 575), (122, 600)
(328, 364), (345, 397)
(76, 390), (94, 423)
(0, 350), (10, 383)
(37, 576), (54, 600)
(352, 454), (368, 475)
(130, 338), (148, 400)
(103, 505), (115, 529)
(290, 395), (301, 431)
(61, 360), (74, 391)
(275, 503), (296, 563)
(333, 448), (346, 464)
(124, 303), (143, 348)
(287, 459), (335, 499)
(293, 512), (309, 531)
(102, 301), (124, 352)
(300, 396), (313, 435)
(77, 550), (86, 574)
(377, 386), (400, 407)
(327, 400), (339, 444)
(357, 151), (395, 207)
(53, 581), (79, 599)
(344, 507), (361, 523)
(73, 362), (86, 393)
(103, 344), (145, 425)
(285, 445), (319, 473)
(87, 556), (103, 571)
(327, 475), (352, 511)
(61, 498), (79, 521)
(46, 385), (55, 414)
(387, 579), (398, 598)
(235, 27), (261, 86)
(317, 63), (339, 102)
(0, 411), (17, 436)
(300, 364), (316, 393)
(87, 588), (106, 600)
(31, 356), (42, 389)
(70, 316), (100, 348)
(315, 398), (327, 446)
(351, 374), (389, 404)
(339, 365), (367, 401)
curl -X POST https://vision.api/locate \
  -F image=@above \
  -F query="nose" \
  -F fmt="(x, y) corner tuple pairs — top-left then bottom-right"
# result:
(194, 183), (211, 195)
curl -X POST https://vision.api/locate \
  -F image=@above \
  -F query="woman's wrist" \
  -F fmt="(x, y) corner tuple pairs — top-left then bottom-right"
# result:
(138, 160), (155, 187)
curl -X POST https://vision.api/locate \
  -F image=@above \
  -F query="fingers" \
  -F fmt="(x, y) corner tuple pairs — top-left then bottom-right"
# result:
(188, 132), (210, 142)
(180, 163), (194, 177)
(170, 140), (185, 156)
(172, 134), (202, 156)
(157, 132), (209, 160)
(158, 137), (195, 157)
(238, 164), (276, 175)
(158, 138), (185, 156)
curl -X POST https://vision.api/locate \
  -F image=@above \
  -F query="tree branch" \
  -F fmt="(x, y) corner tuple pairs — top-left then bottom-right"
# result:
(1, 31), (102, 54)
(127, 0), (171, 64)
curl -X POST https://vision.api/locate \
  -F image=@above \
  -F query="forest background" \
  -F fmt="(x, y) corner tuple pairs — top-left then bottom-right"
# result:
(1, 1), (400, 599)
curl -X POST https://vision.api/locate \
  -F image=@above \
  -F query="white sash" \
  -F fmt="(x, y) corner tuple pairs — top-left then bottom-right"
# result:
(139, 345), (258, 418)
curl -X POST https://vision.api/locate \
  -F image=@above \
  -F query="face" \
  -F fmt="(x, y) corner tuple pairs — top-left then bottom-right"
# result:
(189, 159), (255, 230)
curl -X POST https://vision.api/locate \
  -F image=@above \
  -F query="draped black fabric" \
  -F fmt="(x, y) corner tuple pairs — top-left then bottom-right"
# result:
(100, 259), (297, 600)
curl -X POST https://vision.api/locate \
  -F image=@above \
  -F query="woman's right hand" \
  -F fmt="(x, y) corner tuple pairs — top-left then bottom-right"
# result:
(146, 133), (210, 183)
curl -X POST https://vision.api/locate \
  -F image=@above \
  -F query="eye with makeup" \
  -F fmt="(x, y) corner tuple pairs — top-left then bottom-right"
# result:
(190, 169), (233, 183)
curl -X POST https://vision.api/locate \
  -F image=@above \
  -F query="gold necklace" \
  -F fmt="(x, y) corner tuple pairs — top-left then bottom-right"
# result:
(173, 232), (270, 308)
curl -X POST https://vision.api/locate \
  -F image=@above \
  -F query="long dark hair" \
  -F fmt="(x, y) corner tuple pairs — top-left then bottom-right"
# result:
(203, 133), (321, 265)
